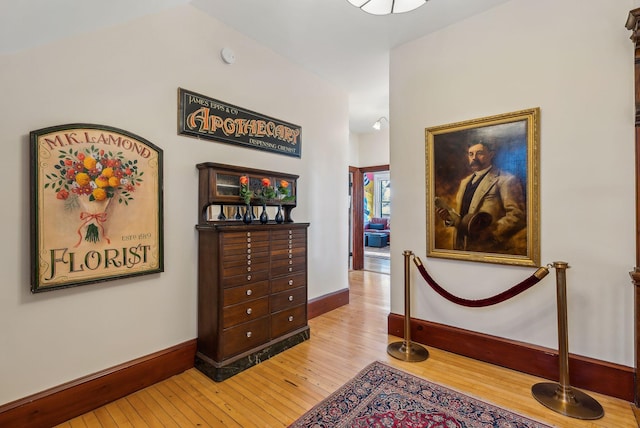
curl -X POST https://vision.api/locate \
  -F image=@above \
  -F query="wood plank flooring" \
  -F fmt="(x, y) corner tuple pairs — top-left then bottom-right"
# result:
(57, 270), (637, 427)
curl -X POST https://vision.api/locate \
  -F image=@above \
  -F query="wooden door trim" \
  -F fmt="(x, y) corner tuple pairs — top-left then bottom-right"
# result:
(350, 164), (390, 271)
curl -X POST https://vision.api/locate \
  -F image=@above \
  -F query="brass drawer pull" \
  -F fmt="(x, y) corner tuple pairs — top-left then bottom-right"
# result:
(288, 316), (294, 322)
(247, 232), (251, 237)
(247, 254), (251, 259)
(288, 279), (294, 285)
(246, 308), (252, 315)
(288, 295), (294, 302)
(247, 260), (252, 265)
(247, 238), (251, 243)
(246, 331), (252, 338)
(288, 260), (293, 265)
(288, 267), (293, 272)
(247, 266), (251, 272)
(247, 275), (252, 281)
(246, 289), (252, 296)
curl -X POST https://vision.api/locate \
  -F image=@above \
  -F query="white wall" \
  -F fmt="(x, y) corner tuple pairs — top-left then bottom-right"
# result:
(390, 0), (637, 367)
(348, 132), (360, 166)
(0, 5), (349, 405)
(357, 130), (390, 167)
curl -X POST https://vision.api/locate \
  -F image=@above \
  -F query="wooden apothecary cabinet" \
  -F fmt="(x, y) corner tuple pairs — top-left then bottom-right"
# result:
(195, 163), (309, 381)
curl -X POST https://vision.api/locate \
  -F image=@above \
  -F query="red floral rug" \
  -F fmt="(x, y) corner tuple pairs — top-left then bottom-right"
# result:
(289, 361), (551, 428)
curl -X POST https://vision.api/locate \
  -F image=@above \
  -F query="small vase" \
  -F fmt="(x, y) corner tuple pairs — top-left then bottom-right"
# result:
(242, 204), (252, 224)
(260, 204), (269, 224)
(275, 205), (284, 224)
(234, 206), (242, 220)
(217, 204), (226, 221)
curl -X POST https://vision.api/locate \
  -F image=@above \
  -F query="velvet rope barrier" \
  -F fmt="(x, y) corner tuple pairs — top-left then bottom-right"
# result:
(412, 256), (549, 307)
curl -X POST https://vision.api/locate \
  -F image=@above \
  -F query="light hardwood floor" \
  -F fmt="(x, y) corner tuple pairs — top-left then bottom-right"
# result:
(58, 270), (637, 427)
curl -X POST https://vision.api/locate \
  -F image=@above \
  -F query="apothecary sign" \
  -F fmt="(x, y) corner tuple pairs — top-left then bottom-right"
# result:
(30, 124), (164, 292)
(178, 88), (302, 158)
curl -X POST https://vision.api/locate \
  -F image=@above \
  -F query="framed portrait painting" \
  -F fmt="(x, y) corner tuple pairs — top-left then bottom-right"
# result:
(30, 124), (164, 292)
(425, 108), (540, 267)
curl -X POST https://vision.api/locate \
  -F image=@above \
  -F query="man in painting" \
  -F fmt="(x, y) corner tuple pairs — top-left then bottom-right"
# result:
(435, 140), (526, 255)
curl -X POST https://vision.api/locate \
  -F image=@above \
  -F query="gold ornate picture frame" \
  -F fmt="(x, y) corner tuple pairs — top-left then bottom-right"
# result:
(30, 124), (164, 292)
(425, 108), (540, 267)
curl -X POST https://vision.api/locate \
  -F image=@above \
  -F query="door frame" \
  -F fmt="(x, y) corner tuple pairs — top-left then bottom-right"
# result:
(350, 164), (390, 271)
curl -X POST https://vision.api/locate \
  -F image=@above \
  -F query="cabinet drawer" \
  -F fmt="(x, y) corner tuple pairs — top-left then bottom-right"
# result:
(222, 241), (269, 256)
(221, 318), (270, 358)
(223, 261), (269, 277)
(223, 253), (269, 268)
(271, 238), (306, 251)
(270, 287), (307, 313)
(223, 297), (269, 328)
(271, 257), (305, 277)
(222, 231), (269, 244)
(271, 256), (305, 269)
(271, 229), (306, 240)
(271, 305), (306, 338)
(222, 271), (269, 288)
(270, 247), (306, 260)
(272, 263), (305, 277)
(271, 273), (306, 293)
(223, 281), (269, 306)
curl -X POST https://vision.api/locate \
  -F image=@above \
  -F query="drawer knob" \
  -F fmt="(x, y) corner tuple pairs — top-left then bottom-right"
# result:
(247, 266), (251, 272)
(246, 331), (252, 338)
(247, 275), (252, 281)
(288, 316), (294, 322)
(288, 280), (294, 285)
(247, 260), (252, 265)
(288, 260), (293, 265)
(246, 308), (252, 315)
(246, 289), (252, 296)
(288, 254), (292, 259)
(247, 254), (251, 260)
(247, 248), (252, 254)
(247, 238), (251, 243)
(288, 267), (293, 272)
(288, 295), (294, 302)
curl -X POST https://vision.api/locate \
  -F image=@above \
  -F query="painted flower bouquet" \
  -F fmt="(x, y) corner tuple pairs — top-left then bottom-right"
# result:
(45, 145), (143, 245)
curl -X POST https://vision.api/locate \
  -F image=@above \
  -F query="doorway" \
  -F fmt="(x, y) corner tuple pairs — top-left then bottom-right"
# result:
(349, 164), (390, 274)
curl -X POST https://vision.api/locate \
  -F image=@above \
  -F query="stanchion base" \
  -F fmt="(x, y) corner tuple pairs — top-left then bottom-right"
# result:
(387, 341), (429, 362)
(532, 382), (604, 420)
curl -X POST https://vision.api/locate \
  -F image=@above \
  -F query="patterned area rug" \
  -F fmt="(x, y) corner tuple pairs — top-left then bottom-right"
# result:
(289, 361), (551, 428)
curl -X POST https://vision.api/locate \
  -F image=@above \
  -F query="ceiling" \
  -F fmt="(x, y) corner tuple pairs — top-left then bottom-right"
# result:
(1, 0), (510, 134)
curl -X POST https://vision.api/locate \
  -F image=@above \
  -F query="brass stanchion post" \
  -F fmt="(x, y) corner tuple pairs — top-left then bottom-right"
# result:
(387, 250), (429, 362)
(531, 261), (604, 419)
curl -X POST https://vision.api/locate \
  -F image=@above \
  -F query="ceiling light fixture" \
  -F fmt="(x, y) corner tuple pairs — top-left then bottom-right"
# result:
(347, 0), (427, 15)
(373, 117), (388, 130)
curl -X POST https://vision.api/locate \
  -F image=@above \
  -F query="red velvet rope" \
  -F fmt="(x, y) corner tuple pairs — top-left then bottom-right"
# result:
(413, 257), (549, 308)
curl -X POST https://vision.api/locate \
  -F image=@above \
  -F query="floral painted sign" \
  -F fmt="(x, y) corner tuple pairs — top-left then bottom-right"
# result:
(30, 124), (164, 292)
